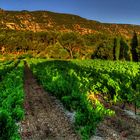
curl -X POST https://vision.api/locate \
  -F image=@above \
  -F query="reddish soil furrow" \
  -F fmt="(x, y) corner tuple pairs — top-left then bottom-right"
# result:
(20, 64), (80, 140)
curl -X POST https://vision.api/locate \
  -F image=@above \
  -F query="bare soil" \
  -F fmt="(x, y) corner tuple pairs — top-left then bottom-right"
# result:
(20, 64), (80, 140)
(94, 105), (140, 140)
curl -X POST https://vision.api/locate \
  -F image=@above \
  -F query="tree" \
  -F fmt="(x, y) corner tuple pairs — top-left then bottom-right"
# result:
(131, 32), (138, 62)
(119, 37), (130, 61)
(94, 42), (114, 60)
(136, 46), (140, 61)
(59, 32), (85, 59)
(114, 37), (120, 60)
(126, 44), (133, 61)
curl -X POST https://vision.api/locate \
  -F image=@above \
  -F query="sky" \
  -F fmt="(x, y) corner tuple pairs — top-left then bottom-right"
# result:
(0, 0), (140, 25)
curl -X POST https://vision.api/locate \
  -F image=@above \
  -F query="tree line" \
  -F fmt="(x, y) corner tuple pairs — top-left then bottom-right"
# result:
(113, 32), (139, 62)
(0, 29), (140, 61)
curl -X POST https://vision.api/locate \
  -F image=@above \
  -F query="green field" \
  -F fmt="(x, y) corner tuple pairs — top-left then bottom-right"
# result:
(0, 58), (140, 139)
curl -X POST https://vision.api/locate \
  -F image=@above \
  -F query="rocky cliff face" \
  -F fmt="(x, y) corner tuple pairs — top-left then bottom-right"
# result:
(0, 10), (140, 37)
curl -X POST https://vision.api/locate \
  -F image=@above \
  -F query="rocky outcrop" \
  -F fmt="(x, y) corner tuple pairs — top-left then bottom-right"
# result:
(0, 9), (140, 36)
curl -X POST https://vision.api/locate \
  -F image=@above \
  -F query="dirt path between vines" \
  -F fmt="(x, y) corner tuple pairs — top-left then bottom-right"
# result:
(20, 64), (80, 140)
(92, 105), (140, 140)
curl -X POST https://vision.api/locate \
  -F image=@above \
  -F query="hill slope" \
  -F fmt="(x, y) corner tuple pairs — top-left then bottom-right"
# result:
(0, 9), (140, 37)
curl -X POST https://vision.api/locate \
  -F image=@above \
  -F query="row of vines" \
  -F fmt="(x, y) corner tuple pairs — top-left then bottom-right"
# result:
(0, 60), (24, 140)
(72, 60), (140, 107)
(28, 59), (140, 139)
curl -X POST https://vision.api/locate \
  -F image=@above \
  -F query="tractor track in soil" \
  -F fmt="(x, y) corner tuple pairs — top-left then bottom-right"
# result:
(20, 64), (80, 140)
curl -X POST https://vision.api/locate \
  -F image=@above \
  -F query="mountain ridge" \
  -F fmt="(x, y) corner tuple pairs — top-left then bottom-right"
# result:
(0, 9), (140, 37)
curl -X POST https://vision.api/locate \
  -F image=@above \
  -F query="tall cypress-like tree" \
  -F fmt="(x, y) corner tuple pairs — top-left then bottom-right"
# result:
(119, 38), (126, 60)
(119, 37), (131, 61)
(131, 32), (138, 62)
(127, 44), (133, 61)
(114, 37), (120, 60)
(136, 46), (140, 61)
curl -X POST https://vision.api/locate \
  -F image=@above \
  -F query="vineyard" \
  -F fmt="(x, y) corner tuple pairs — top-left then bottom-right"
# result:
(0, 58), (140, 139)
(0, 60), (24, 139)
